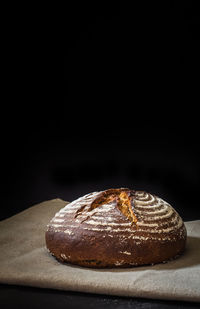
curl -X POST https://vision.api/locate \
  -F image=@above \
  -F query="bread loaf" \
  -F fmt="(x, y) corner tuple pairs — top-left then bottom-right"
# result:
(45, 188), (187, 268)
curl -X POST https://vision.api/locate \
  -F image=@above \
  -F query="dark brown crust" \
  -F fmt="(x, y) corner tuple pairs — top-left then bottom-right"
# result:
(45, 188), (187, 268)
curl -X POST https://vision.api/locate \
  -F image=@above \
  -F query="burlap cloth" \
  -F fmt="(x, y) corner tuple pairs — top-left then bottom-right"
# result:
(0, 199), (200, 302)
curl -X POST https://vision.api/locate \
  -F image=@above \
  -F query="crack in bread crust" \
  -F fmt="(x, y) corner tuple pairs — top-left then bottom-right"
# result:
(117, 191), (138, 225)
(75, 188), (138, 225)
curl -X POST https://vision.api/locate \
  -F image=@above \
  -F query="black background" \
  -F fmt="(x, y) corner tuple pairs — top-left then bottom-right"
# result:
(1, 1), (200, 308)
(1, 1), (199, 221)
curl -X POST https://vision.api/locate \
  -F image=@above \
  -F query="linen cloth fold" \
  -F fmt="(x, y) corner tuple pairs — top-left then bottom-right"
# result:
(0, 199), (200, 302)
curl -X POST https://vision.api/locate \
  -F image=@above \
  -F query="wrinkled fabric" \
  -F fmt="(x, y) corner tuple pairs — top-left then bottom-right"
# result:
(0, 199), (200, 302)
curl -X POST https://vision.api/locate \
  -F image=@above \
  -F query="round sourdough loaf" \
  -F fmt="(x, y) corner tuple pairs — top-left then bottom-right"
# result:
(45, 188), (187, 268)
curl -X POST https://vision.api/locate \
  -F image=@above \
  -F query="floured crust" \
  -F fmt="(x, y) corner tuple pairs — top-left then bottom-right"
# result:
(45, 188), (187, 268)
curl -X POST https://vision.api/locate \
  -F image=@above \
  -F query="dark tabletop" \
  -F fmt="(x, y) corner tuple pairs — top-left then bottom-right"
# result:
(1, 285), (200, 309)
(1, 2), (199, 308)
